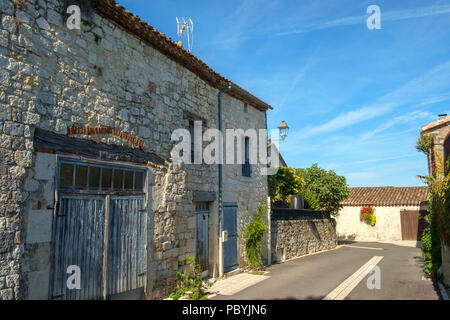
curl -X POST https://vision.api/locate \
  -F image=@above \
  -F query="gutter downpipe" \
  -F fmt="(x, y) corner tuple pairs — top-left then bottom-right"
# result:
(218, 82), (232, 278)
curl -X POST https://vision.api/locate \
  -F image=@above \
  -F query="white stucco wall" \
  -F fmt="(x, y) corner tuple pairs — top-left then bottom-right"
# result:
(336, 206), (421, 241)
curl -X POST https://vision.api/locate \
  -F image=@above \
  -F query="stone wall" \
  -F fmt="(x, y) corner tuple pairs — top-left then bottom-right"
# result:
(336, 205), (425, 242)
(441, 244), (450, 286)
(221, 96), (269, 268)
(271, 217), (337, 262)
(0, 0), (268, 299)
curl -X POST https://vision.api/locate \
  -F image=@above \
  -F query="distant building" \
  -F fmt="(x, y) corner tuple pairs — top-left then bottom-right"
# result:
(336, 187), (428, 242)
(268, 139), (287, 167)
(420, 115), (450, 175)
(420, 115), (450, 286)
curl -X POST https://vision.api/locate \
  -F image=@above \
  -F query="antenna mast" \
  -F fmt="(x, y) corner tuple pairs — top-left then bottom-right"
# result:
(176, 17), (194, 52)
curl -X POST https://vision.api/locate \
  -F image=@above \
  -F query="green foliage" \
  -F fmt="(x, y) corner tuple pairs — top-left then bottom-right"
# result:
(416, 135), (433, 155)
(295, 164), (349, 216)
(302, 188), (320, 210)
(422, 190), (442, 279)
(431, 174), (450, 246)
(170, 256), (211, 300)
(268, 167), (304, 206)
(243, 201), (269, 270)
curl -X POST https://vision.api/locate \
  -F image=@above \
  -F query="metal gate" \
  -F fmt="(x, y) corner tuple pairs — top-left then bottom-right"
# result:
(223, 203), (238, 273)
(400, 210), (428, 241)
(195, 202), (209, 276)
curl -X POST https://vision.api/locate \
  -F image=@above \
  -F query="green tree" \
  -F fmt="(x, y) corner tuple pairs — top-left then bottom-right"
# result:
(416, 135), (432, 155)
(295, 164), (349, 216)
(268, 167), (304, 206)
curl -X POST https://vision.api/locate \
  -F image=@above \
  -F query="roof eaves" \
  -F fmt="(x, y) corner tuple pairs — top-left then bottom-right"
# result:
(89, 0), (273, 112)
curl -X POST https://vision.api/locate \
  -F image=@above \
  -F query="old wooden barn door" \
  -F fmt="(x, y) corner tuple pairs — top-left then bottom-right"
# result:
(50, 160), (148, 300)
(400, 210), (427, 241)
(195, 202), (209, 277)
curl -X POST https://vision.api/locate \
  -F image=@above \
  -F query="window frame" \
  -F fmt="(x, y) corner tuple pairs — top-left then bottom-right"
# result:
(57, 159), (147, 195)
(242, 136), (252, 177)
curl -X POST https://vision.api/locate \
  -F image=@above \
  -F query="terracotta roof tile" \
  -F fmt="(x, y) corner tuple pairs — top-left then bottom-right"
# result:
(341, 186), (428, 207)
(421, 116), (450, 134)
(89, 0), (272, 111)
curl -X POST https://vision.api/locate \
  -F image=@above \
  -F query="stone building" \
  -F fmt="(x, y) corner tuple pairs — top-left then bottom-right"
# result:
(0, 0), (271, 299)
(336, 187), (428, 242)
(420, 115), (450, 286)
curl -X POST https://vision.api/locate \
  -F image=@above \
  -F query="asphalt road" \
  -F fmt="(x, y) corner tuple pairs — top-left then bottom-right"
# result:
(212, 242), (442, 300)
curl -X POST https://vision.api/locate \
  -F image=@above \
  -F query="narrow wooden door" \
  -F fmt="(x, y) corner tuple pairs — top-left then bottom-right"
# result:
(195, 202), (209, 275)
(401, 210), (420, 240)
(223, 203), (238, 273)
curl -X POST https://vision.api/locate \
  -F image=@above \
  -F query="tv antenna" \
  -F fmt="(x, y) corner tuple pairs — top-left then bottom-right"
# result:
(176, 17), (194, 52)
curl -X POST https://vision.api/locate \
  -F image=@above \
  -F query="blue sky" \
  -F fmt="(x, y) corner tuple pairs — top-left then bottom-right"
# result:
(117, 0), (450, 187)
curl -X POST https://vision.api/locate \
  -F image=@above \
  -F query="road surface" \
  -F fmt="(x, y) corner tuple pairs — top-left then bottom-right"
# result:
(211, 242), (441, 300)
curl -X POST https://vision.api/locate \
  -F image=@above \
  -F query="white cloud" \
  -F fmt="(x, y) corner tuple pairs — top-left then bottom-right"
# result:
(276, 4), (450, 36)
(285, 59), (450, 142)
(361, 110), (432, 140)
(300, 102), (394, 138)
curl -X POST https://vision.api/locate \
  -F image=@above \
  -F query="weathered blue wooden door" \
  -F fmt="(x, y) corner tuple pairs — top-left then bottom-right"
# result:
(50, 195), (106, 300)
(106, 196), (147, 297)
(51, 160), (149, 300)
(223, 203), (238, 273)
(195, 202), (209, 276)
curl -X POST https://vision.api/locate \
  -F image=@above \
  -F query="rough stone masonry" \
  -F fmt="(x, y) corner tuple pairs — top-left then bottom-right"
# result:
(0, 0), (269, 299)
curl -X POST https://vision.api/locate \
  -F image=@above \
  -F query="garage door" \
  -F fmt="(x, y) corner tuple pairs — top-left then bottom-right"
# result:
(50, 160), (148, 300)
(400, 210), (428, 241)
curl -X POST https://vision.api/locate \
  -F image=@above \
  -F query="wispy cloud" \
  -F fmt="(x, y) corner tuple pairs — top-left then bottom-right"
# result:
(286, 60), (450, 142)
(276, 59), (315, 110)
(301, 102), (394, 138)
(276, 4), (450, 36)
(325, 153), (419, 169)
(361, 110), (432, 140)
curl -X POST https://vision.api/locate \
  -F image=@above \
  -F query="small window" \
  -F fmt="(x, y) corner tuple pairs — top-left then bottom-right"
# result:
(89, 166), (100, 189)
(60, 164), (73, 187)
(244, 103), (248, 113)
(75, 165), (88, 188)
(189, 121), (195, 164)
(195, 202), (210, 212)
(124, 171), (133, 189)
(58, 161), (145, 192)
(101, 168), (112, 189)
(134, 171), (144, 190)
(113, 169), (123, 190)
(242, 137), (251, 177)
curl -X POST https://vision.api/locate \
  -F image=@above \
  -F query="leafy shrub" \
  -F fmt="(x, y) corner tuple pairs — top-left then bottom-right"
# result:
(416, 135), (433, 155)
(268, 167), (304, 207)
(431, 174), (450, 245)
(243, 201), (269, 270)
(302, 188), (320, 210)
(360, 206), (376, 226)
(170, 256), (211, 300)
(295, 164), (349, 216)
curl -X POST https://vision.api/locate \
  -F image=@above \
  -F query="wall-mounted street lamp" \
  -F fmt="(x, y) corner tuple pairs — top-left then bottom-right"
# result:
(278, 120), (289, 141)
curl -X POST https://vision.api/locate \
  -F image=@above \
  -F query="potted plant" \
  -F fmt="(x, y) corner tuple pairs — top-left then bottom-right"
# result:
(360, 206), (376, 226)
